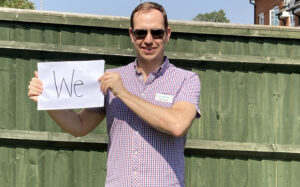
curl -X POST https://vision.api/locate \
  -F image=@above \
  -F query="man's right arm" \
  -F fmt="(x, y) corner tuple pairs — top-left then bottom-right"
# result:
(47, 109), (105, 137)
(28, 71), (105, 137)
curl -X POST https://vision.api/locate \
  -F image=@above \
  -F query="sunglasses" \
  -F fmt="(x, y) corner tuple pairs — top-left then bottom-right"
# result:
(132, 29), (166, 39)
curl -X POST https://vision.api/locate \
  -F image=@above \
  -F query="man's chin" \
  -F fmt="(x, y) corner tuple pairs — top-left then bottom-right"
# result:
(141, 55), (157, 62)
(137, 53), (163, 63)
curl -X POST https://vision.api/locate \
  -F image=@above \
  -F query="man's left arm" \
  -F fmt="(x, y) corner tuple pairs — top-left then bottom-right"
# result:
(100, 72), (200, 137)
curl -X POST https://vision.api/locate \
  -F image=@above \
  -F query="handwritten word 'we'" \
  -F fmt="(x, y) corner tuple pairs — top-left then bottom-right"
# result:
(53, 69), (84, 98)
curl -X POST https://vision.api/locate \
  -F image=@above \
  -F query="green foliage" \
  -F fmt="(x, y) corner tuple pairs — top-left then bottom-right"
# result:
(0, 0), (5, 6)
(193, 9), (230, 23)
(0, 0), (35, 9)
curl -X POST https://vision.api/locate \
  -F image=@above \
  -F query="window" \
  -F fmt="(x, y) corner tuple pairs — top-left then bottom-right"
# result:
(270, 6), (279, 26)
(259, 13), (264, 25)
(284, 0), (291, 6)
(290, 14), (295, 26)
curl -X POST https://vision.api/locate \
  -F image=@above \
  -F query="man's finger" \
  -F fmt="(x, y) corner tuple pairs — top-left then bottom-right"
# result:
(34, 71), (39, 78)
(29, 96), (38, 102)
(28, 88), (41, 96)
(28, 81), (43, 92)
(31, 77), (43, 86)
(100, 79), (107, 94)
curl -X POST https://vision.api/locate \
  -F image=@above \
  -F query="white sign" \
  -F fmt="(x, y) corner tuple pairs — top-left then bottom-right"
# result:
(37, 60), (105, 110)
(155, 93), (173, 103)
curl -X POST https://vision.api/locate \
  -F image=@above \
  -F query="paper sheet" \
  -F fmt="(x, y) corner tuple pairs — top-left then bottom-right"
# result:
(37, 60), (105, 110)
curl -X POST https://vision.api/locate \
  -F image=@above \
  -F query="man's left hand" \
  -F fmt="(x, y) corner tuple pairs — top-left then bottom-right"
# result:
(99, 72), (127, 97)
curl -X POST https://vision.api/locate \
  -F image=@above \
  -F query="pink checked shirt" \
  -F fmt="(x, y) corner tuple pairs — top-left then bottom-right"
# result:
(91, 57), (200, 187)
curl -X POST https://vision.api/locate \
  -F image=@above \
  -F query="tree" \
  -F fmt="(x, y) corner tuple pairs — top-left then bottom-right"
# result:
(193, 9), (230, 23)
(0, 0), (35, 9)
(0, 0), (5, 6)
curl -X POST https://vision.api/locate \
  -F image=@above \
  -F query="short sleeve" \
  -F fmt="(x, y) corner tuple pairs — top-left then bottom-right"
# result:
(173, 73), (201, 118)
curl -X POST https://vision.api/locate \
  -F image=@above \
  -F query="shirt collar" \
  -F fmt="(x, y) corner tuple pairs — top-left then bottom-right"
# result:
(133, 56), (170, 77)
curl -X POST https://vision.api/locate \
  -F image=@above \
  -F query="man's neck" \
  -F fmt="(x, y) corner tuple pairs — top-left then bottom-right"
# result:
(136, 57), (164, 82)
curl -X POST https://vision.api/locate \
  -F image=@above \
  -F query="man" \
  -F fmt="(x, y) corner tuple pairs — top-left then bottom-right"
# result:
(28, 2), (200, 186)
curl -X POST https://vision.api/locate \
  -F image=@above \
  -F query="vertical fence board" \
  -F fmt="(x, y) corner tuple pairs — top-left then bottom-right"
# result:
(277, 160), (291, 187)
(262, 160), (276, 187)
(277, 73), (293, 145)
(200, 69), (221, 141)
(0, 57), (9, 130)
(248, 159), (263, 187)
(262, 73), (277, 144)
(248, 72), (264, 143)
(291, 74), (300, 144)
(291, 161), (300, 187)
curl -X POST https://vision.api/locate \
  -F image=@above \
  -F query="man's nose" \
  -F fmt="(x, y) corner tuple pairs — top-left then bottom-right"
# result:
(144, 32), (154, 44)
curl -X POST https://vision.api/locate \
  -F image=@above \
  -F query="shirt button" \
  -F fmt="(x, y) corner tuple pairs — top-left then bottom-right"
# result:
(133, 171), (138, 175)
(141, 93), (145, 97)
(134, 151), (138, 155)
(134, 131), (138, 135)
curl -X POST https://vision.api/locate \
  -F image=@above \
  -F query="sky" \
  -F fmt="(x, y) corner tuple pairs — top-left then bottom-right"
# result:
(30, 0), (254, 25)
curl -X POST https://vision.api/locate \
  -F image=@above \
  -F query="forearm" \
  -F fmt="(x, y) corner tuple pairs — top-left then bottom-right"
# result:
(47, 109), (104, 137)
(118, 90), (196, 137)
(47, 110), (84, 136)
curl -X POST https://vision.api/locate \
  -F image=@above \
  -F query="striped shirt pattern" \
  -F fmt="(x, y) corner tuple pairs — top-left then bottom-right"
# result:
(91, 57), (200, 187)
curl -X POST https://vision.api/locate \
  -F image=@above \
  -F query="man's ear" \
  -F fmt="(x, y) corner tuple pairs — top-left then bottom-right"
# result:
(129, 27), (135, 43)
(165, 27), (171, 42)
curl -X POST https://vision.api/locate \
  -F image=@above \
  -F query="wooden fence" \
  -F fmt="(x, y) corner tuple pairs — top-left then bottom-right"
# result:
(0, 7), (300, 187)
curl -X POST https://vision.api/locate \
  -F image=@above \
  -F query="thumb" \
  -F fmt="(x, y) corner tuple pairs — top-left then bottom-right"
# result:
(34, 71), (39, 78)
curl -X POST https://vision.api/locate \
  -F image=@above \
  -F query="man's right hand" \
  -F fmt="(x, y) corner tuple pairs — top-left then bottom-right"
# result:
(28, 71), (43, 102)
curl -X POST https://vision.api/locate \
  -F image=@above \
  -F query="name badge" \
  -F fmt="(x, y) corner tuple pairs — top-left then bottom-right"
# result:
(155, 93), (173, 103)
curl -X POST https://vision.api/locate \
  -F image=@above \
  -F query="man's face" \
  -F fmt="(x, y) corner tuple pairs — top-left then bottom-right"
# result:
(129, 9), (171, 64)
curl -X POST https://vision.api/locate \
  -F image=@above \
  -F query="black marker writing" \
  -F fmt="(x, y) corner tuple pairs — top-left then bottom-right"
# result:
(74, 80), (83, 97)
(53, 69), (84, 98)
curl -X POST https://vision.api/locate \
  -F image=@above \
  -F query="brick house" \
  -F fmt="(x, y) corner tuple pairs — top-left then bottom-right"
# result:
(249, 0), (300, 26)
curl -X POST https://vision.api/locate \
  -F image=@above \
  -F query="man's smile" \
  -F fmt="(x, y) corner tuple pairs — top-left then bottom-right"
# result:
(141, 47), (156, 53)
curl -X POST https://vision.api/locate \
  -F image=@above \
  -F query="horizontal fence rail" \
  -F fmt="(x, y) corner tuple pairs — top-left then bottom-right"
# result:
(1, 130), (300, 160)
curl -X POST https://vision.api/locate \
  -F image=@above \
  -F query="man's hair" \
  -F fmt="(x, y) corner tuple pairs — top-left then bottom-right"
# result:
(130, 2), (168, 30)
